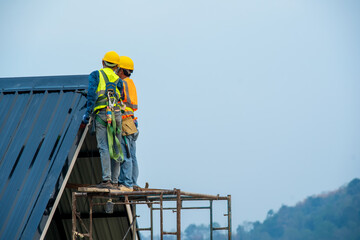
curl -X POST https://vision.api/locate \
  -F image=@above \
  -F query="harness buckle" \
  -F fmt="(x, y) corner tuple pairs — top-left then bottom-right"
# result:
(107, 90), (116, 109)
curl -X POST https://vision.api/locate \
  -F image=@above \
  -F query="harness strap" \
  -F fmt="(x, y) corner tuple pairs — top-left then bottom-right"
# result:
(99, 69), (110, 84)
(100, 69), (120, 99)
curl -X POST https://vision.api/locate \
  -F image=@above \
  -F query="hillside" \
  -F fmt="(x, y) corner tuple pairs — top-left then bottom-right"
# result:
(236, 178), (360, 240)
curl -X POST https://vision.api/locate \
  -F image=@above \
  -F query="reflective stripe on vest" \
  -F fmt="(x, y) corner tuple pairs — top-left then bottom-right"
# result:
(94, 68), (121, 112)
(124, 110), (134, 116)
(123, 78), (138, 111)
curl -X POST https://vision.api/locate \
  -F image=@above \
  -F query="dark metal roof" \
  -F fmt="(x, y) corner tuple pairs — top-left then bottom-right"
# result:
(0, 75), (88, 239)
(0, 76), (136, 240)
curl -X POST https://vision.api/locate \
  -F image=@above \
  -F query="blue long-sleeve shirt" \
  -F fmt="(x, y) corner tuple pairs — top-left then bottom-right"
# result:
(84, 70), (125, 119)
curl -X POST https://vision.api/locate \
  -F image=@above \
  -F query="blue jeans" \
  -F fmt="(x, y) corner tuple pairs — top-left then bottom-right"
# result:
(95, 110), (121, 183)
(118, 131), (139, 187)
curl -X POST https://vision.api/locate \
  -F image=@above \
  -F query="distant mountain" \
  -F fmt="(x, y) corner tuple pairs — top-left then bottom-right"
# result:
(236, 178), (360, 240)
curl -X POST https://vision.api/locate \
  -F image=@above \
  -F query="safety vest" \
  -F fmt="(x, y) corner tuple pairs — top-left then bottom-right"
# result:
(94, 68), (122, 112)
(122, 77), (138, 118)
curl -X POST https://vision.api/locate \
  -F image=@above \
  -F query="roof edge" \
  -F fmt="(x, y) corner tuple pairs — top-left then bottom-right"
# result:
(0, 75), (88, 92)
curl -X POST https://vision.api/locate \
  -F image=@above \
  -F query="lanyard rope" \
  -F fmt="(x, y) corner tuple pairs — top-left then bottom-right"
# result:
(96, 109), (124, 162)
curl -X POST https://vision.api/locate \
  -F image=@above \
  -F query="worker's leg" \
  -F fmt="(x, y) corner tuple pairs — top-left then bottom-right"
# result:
(111, 111), (122, 184)
(111, 159), (120, 184)
(129, 131), (139, 187)
(95, 111), (111, 182)
(118, 135), (133, 187)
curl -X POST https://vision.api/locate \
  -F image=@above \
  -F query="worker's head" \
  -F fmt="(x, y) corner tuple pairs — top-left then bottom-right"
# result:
(102, 51), (120, 70)
(117, 56), (134, 79)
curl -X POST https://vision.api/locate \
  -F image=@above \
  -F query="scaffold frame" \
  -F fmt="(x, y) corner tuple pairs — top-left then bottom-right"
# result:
(71, 188), (231, 240)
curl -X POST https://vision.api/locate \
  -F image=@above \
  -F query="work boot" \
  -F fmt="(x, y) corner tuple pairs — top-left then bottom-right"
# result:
(118, 185), (133, 192)
(133, 185), (141, 191)
(96, 180), (112, 188)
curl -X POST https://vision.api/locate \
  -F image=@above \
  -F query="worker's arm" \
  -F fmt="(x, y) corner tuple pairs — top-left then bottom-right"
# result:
(83, 71), (99, 124)
(117, 78), (125, 101)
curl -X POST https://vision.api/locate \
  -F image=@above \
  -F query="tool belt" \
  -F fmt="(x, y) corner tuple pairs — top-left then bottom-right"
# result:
(122, 116), (138, 136)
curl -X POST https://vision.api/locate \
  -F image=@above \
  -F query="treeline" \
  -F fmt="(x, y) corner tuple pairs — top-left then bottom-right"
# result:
(236, 178), (360, 240)
(141, 178), (360, 240)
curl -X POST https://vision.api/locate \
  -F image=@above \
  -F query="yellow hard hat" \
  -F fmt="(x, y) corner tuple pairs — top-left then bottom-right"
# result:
(102, 51), (120, 65)
(118, 56), (134, 70)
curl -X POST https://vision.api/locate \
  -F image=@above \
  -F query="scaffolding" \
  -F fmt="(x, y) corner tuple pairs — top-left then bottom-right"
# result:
(71, 188), (231, 240)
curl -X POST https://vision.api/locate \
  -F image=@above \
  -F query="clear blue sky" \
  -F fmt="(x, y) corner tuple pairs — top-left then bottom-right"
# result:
(1, 0), (359, 234)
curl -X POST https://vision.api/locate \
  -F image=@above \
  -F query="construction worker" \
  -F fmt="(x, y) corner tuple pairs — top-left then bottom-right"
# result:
(116, 56), (139, 192)
(82, 51), (125, 188)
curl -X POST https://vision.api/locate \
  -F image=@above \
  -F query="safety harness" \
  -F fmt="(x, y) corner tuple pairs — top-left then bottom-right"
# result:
(95, 70), (124, 162)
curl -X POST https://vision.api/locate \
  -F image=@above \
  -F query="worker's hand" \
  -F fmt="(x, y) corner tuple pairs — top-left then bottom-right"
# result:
(82, 114), (90, 124)
(80, 115), (89, 129)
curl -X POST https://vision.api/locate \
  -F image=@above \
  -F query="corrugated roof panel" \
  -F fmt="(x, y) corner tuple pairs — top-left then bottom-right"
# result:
(0, 93), (32, 158)
(0, 76), (88, 239)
